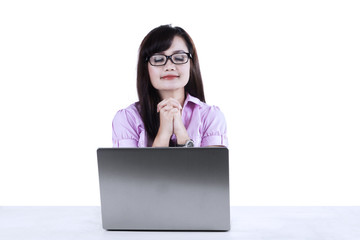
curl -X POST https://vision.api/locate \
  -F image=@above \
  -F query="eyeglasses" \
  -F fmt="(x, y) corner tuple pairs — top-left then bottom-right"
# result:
(146, 52), (192, 66)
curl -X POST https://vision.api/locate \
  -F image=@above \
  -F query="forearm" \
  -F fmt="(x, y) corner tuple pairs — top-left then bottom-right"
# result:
(152, 131), (171, 147)
(175, 128), (189, 145)
(173, 115), (190, 145)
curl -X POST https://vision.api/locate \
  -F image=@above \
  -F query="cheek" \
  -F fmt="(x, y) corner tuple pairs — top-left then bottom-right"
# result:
(148, 66), (156, 79)
(180, 64), (191, 80)
(148, 66), (159, 85)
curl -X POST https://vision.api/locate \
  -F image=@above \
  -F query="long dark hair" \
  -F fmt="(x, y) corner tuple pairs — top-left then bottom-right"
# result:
(136, 25), (205, 143)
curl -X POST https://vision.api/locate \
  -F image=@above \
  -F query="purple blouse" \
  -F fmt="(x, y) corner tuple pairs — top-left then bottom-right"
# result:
(112, 93), (228, 147)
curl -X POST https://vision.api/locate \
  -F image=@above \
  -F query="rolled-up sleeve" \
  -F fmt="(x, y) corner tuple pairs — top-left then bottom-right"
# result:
(200, 106), (228, 147)
(112, 109), (139, 147)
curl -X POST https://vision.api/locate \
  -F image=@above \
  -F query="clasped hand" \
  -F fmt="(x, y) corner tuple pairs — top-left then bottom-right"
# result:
(156, 98), (189, 144)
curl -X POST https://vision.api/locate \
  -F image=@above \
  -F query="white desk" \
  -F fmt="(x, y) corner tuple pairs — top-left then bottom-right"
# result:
(1, 206), (359, 240)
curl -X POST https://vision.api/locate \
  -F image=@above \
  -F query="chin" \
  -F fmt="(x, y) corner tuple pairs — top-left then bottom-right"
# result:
(158, 82), (187, 90)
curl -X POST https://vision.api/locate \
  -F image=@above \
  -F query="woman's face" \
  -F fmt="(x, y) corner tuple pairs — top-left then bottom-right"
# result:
(148, 36), (190, 93)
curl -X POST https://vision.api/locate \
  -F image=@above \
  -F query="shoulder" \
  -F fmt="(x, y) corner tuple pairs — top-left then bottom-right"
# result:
(185, 94), (226, 123)
(112, 102), (143, 129)
(199, 103), (226, 123)
(200, 104), (224, 117)
(113, 103), (141, 122)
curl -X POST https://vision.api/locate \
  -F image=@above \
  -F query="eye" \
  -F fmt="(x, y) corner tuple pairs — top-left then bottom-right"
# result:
(152, 55), (165, 62)
(173, 54), (187, 62)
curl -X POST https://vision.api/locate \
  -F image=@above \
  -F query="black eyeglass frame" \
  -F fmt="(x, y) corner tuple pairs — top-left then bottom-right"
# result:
(146, 52), (193, 66)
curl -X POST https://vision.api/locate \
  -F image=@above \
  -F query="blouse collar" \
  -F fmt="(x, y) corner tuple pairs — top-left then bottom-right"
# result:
(183, 93), (204, 108)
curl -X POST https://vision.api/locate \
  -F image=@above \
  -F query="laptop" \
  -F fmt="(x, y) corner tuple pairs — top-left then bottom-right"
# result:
(97, 147), (230, 231)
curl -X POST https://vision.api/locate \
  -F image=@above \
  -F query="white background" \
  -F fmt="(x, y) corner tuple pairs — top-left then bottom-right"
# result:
(0, 0), (359, 206)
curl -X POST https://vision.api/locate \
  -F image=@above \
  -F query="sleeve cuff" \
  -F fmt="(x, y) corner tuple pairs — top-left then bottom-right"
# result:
(201, 135), (228, 147)
(114, 138), (138, 147)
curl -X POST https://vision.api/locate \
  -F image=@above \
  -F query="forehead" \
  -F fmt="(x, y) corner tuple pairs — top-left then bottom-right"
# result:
(161, 36), (189, 54)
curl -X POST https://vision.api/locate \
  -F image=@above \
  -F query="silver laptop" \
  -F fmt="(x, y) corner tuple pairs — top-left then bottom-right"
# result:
(97, 147), (230, 231)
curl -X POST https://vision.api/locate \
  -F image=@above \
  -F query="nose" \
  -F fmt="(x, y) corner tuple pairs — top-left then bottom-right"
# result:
(164, 58), (176, 71)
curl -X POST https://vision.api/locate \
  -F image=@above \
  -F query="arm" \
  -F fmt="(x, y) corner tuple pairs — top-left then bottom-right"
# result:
(112, 109), (140, 147)
(200, 106), (228, 147)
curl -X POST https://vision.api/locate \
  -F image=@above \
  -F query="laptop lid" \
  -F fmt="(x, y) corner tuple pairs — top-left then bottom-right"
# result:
(97, 147), (230, 231)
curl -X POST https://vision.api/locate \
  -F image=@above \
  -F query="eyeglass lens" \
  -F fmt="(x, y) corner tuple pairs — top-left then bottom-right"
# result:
(149, 53), (189, 66)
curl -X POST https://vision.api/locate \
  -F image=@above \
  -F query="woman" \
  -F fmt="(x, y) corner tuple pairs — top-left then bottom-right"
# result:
(112, 25), (228, 147)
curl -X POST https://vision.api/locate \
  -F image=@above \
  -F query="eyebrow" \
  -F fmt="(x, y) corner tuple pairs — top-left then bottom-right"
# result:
(156, 50), (187, 55)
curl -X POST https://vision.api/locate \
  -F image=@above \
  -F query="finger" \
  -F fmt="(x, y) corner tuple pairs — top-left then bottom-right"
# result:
(173, 109), (182, 119)
(159, 105), (173, 113)
(157, 98), (182, 112)
(158, 103), (181, 113)
(168, 98), (182, 110)
(157, 99), (167, 112)
(168, 108), (179, 118)
(157, 99), (171, 112)
(170, 108), (179, 113)
(158, 100), (180, 112)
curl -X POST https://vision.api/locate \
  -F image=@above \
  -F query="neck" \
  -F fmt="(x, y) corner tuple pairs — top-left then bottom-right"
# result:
(159, 88), (186, 106)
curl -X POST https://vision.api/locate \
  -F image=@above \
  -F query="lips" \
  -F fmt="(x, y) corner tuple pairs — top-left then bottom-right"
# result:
(161, 75), (179, 80)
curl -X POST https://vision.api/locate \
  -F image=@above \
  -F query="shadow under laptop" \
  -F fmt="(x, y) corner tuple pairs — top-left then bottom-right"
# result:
(105, 229), (230, 232)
